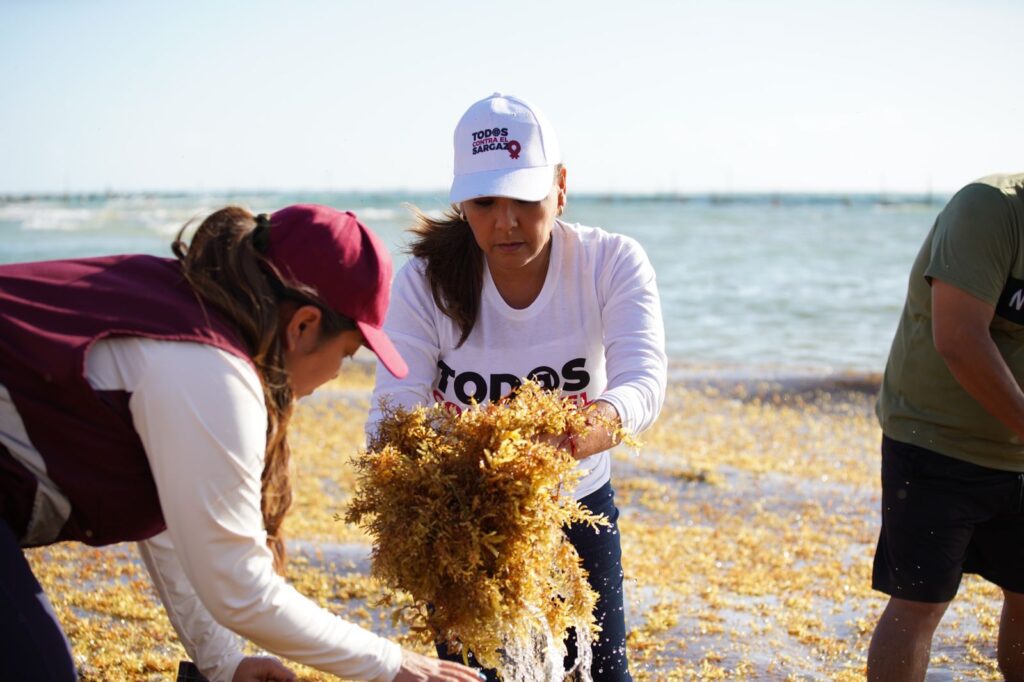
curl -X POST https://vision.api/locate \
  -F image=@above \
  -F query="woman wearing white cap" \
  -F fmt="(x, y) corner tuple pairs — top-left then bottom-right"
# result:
(369, 94), (668, 681)
(0, 205), (483, 682)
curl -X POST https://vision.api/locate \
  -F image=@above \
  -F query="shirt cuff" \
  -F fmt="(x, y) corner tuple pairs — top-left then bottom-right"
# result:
(208, 652), (247, 682)
(371, 640), (404, 682)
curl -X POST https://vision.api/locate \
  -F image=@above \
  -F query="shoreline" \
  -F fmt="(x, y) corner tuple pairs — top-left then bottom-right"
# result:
(667, 362), (882, 396)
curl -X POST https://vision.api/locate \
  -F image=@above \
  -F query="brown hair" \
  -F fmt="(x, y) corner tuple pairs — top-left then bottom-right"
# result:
(171, 206), (352, 573)
(407, 206), (483, 347)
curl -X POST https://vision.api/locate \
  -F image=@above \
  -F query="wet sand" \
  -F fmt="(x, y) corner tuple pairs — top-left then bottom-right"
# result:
(25, 364), (1006, 680)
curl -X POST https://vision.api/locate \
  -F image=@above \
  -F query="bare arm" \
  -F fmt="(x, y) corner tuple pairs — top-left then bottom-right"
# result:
(931, 278), (1024, 438)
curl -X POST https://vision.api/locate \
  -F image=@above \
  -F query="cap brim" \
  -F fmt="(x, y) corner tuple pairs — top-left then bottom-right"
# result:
(450, 165), (556, 204)
(357, 321), (408, 379)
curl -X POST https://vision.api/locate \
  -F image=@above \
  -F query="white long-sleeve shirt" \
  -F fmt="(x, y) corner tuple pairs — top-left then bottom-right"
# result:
(369, 220), (667, 499)
(82, 337), (403, 682)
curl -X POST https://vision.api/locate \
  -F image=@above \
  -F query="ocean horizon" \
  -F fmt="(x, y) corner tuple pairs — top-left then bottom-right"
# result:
(0, 190), (947, 377)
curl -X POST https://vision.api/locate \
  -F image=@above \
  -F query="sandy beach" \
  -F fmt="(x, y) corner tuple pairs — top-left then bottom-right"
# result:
(25, 362), (1006, 681)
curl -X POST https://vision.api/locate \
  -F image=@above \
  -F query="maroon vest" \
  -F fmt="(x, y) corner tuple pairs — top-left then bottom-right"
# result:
(0, 255), (252, 546)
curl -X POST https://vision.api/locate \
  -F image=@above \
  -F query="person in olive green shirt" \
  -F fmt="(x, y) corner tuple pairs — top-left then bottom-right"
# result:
(869, 173), (1024, 682)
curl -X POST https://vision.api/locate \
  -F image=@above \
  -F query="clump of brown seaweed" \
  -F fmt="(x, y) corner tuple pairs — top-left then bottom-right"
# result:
(345, 381), (611, 679)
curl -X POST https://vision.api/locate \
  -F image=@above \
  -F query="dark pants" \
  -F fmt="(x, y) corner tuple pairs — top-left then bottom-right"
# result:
(438, 480), (632, 681)
(0, 518), (77, 680)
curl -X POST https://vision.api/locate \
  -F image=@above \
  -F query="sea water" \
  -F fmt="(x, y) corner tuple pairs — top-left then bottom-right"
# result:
(0, 191), (943, 375)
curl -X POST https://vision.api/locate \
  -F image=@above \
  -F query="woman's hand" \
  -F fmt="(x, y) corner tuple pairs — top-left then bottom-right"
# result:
(394, 649), (485, 682)
(534, 399), (623, 461)
(232, 656), (297, 682)
(536, 430), (575, 456)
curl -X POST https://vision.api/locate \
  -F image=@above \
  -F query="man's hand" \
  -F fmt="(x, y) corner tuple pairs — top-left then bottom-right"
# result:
(232, 656), (296, 682)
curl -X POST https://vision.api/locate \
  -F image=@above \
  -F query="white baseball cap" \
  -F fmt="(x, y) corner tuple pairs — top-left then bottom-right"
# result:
(449, 93), (562, 204)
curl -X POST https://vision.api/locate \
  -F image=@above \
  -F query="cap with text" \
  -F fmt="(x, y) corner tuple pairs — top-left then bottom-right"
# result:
(449, 92), (562, 204)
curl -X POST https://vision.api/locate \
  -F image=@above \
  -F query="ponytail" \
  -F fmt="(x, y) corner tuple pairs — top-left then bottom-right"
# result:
(172, 206), (348, 573)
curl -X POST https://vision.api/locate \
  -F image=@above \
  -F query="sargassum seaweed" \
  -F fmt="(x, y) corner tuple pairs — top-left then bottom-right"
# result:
(345, 381), (621, 676)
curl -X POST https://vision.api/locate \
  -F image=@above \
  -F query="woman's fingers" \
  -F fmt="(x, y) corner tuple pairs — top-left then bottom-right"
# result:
(394, 649), (486, 681)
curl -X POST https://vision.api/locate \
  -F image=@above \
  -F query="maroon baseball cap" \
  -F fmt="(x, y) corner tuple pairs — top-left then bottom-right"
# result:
(266, 204), (408, 378)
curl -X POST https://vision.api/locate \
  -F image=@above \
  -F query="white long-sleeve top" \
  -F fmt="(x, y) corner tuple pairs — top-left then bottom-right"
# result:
(369, 219), (667, 499)
(82, 337), (403, 682)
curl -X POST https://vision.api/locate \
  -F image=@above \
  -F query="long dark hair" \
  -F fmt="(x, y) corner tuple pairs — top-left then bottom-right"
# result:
(407, 206), (484, 347)
(171, 206), (351, 573)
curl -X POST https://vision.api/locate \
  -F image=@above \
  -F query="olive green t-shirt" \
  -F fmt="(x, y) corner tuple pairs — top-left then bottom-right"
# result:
(877, 173), (1024, 471)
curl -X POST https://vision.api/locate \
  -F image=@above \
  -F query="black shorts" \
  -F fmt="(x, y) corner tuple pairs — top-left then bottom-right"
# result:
(872, 435), (1024, 603)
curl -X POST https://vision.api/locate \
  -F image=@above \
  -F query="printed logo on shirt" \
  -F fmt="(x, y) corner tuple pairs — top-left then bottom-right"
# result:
(432, 358), (591, 414)
(471, 128), (522, 159)
(996, 276), (1024, 325)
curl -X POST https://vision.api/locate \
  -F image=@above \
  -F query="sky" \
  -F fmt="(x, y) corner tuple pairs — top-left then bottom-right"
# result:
(1, 0), (1021, 195)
